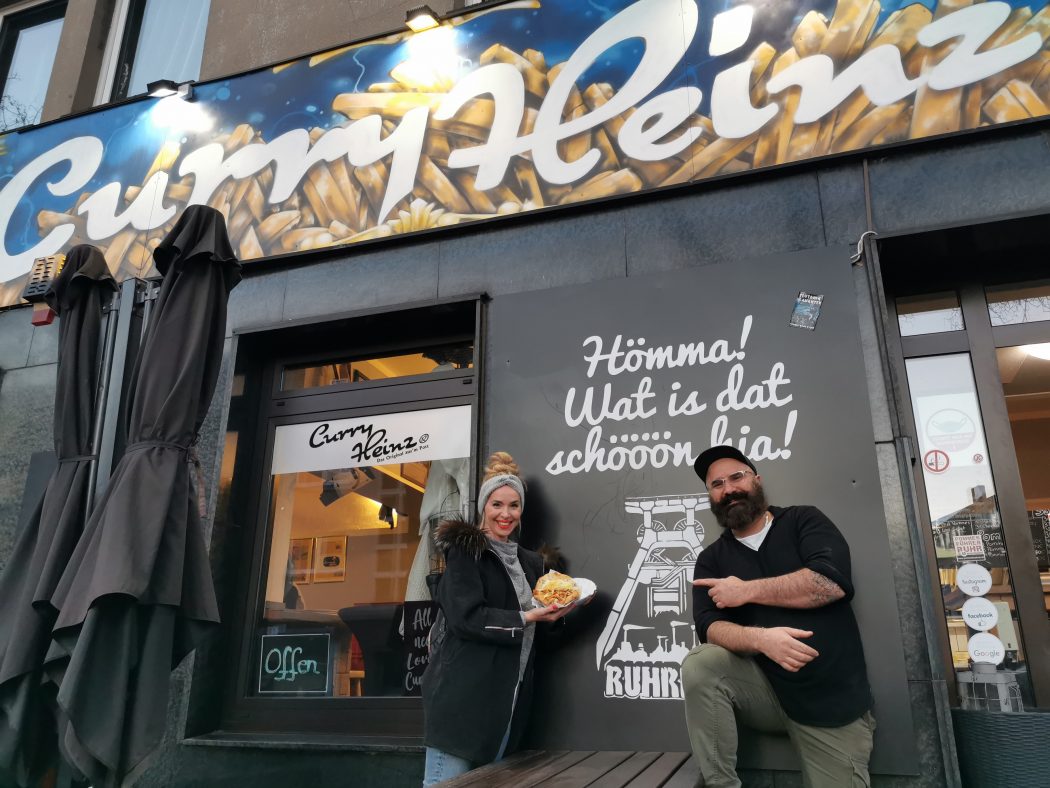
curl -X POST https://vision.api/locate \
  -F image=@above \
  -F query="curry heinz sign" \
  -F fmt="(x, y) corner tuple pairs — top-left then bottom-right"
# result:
(2, 0), (1050, 306)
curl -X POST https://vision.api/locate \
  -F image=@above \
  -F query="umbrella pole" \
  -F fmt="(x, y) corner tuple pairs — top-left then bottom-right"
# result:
(84, 285), (121, 519)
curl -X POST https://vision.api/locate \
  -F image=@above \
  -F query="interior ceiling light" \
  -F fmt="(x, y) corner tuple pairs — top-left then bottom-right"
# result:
(406, 4), (440, 32)
(317, 467), (377, 506)
(1023, 342), (1050, 361)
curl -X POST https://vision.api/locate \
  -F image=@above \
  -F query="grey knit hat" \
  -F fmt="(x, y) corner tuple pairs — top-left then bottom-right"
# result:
(476, 473), (525, 516)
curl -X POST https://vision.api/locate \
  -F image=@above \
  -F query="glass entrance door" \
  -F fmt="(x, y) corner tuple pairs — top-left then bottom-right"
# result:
(890, 279), (1050, 711)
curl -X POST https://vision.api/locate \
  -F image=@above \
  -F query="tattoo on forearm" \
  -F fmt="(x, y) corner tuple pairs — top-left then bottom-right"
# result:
(809, 570), (842, 605)
(747, 568), (845, 608)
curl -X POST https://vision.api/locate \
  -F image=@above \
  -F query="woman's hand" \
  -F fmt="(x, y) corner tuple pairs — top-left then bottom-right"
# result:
(524, 604), (572, 623)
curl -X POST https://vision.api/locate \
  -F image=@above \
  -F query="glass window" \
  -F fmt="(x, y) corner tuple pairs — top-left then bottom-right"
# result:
(996, 344), (1050, 623)
(281, 341), (474, 392)
(252, 405), (472, 699)
(986, 281), (1050, 326)
(112, 0), (210, 100)
(0, 1), (65, 130)
(897, 291), (964, 337)
(906, 354), (1035, 710)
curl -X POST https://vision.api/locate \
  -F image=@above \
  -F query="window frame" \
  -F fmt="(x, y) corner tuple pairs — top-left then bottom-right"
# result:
(107, 0), (149, 101)
(95, 0), (211, 103)
(0, 0), (66, 130)
(217, 297), (484, 739)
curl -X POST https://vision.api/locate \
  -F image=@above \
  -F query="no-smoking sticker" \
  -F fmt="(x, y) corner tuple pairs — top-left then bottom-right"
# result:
(924, 449), (950, 474)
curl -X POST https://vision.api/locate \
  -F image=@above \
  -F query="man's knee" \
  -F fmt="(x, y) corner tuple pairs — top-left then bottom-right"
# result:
(682, 643), (739, 690)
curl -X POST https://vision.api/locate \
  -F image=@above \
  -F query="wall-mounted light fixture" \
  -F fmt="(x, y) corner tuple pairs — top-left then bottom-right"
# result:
(146, 79), (196, 101)
(406, 4), (440, 32)
(21, 254), (66, 326)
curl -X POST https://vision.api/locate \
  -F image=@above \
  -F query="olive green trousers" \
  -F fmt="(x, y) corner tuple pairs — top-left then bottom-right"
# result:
(681, 643), (875, 788)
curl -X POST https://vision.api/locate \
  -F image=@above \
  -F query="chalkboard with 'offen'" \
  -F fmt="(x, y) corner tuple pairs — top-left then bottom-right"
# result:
(258, 632), (331, 694)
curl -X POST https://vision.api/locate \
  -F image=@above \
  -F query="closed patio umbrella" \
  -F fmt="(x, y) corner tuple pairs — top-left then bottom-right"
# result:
(0, 246), (116, 786)
(45, 205), (240, 784)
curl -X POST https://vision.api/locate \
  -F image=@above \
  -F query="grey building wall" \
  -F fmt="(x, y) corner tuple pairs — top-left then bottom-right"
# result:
(201, 0), (430, 81)
(40, 0), (115, 122)
(0, 311), (58, 572)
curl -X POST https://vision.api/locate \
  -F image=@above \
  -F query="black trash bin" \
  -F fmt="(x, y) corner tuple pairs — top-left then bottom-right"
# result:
(953, 708), (1050, 787)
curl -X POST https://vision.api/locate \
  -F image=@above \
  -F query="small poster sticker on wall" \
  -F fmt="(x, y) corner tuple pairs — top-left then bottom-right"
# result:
(953, 534), (986, 561)
(789, 291), (824, 330)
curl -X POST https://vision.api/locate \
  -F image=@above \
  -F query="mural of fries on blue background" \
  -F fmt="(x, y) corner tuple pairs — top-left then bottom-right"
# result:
(1, 0), (1049, 307)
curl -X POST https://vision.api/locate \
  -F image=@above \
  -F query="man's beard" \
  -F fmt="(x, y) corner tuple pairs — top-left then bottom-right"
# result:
(711, 482), (769, 531)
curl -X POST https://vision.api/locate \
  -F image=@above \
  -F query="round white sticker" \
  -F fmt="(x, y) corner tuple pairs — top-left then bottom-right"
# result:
(957, 563), (993, 597)
(961, 597), (998, 631)
(968, 632), (1005, 665)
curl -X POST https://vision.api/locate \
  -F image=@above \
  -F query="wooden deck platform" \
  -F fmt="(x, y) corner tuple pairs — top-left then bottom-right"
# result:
(441, 751), (698, 788)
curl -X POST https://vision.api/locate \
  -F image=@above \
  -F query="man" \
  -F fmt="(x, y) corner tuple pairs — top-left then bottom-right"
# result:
(681, 445), (874, 788)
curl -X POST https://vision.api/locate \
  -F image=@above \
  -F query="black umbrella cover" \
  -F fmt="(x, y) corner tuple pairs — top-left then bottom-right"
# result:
(46, 206), (240, 783)
(0, 246), (115, 786)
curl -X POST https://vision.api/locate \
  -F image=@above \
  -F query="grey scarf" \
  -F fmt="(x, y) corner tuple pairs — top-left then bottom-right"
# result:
(488, 537), (535, 684)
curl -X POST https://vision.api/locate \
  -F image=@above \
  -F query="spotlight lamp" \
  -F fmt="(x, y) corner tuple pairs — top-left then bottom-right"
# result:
(146, 79), (196, 101)
(146, 79), (179, 98)
(406, 4), (440, 32)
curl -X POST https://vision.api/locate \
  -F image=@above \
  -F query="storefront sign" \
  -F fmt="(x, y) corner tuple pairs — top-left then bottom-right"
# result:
(258, 633), (331, 694)
(270, 405), (471, 474)
(4, 0), (1050, 307)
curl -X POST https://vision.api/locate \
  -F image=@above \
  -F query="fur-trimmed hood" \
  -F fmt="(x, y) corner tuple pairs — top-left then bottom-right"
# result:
(435, 516), (488, 560)
(434, 516), (566, 571)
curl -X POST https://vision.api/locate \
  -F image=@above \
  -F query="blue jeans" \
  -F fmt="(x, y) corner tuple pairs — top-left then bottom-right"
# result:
(422, 713), (514, 785)
(423, 747), (474, 786)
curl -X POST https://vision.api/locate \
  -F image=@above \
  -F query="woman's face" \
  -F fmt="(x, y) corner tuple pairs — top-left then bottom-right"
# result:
(482, 485), (522, 542)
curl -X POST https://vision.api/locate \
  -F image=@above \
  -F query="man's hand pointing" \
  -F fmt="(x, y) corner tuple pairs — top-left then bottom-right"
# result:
(693, 576), (752, 608)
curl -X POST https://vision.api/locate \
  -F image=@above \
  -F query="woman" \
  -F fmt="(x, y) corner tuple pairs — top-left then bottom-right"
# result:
(421, 452), (570, 786)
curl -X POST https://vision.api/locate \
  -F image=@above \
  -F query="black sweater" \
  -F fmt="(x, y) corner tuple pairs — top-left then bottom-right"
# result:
(692, 505), (872, 727)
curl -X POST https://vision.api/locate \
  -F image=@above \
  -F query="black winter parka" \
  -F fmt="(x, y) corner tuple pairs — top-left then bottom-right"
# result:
(421, 519), (551, 764)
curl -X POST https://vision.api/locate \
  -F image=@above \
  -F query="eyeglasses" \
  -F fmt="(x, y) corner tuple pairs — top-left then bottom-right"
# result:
(707, 470), (755, 490)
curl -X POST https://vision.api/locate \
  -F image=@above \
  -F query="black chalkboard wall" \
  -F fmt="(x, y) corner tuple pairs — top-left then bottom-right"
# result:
(485, 246), (918, 774)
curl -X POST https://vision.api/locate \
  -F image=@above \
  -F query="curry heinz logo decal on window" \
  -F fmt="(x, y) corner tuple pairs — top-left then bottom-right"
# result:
(2, 0), (1050, 305)
(308, 420), (428, 462)
(271, 406), (471, 475)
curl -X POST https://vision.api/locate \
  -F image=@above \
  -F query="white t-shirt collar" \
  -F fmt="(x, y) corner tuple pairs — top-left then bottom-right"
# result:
(735, 511), (773, 551)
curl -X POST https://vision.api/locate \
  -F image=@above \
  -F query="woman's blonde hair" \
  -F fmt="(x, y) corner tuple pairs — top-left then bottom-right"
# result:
(482, 451), (521, 482)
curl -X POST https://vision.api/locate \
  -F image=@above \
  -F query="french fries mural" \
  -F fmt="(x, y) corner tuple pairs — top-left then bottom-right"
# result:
(2, 0), (1050, 308)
